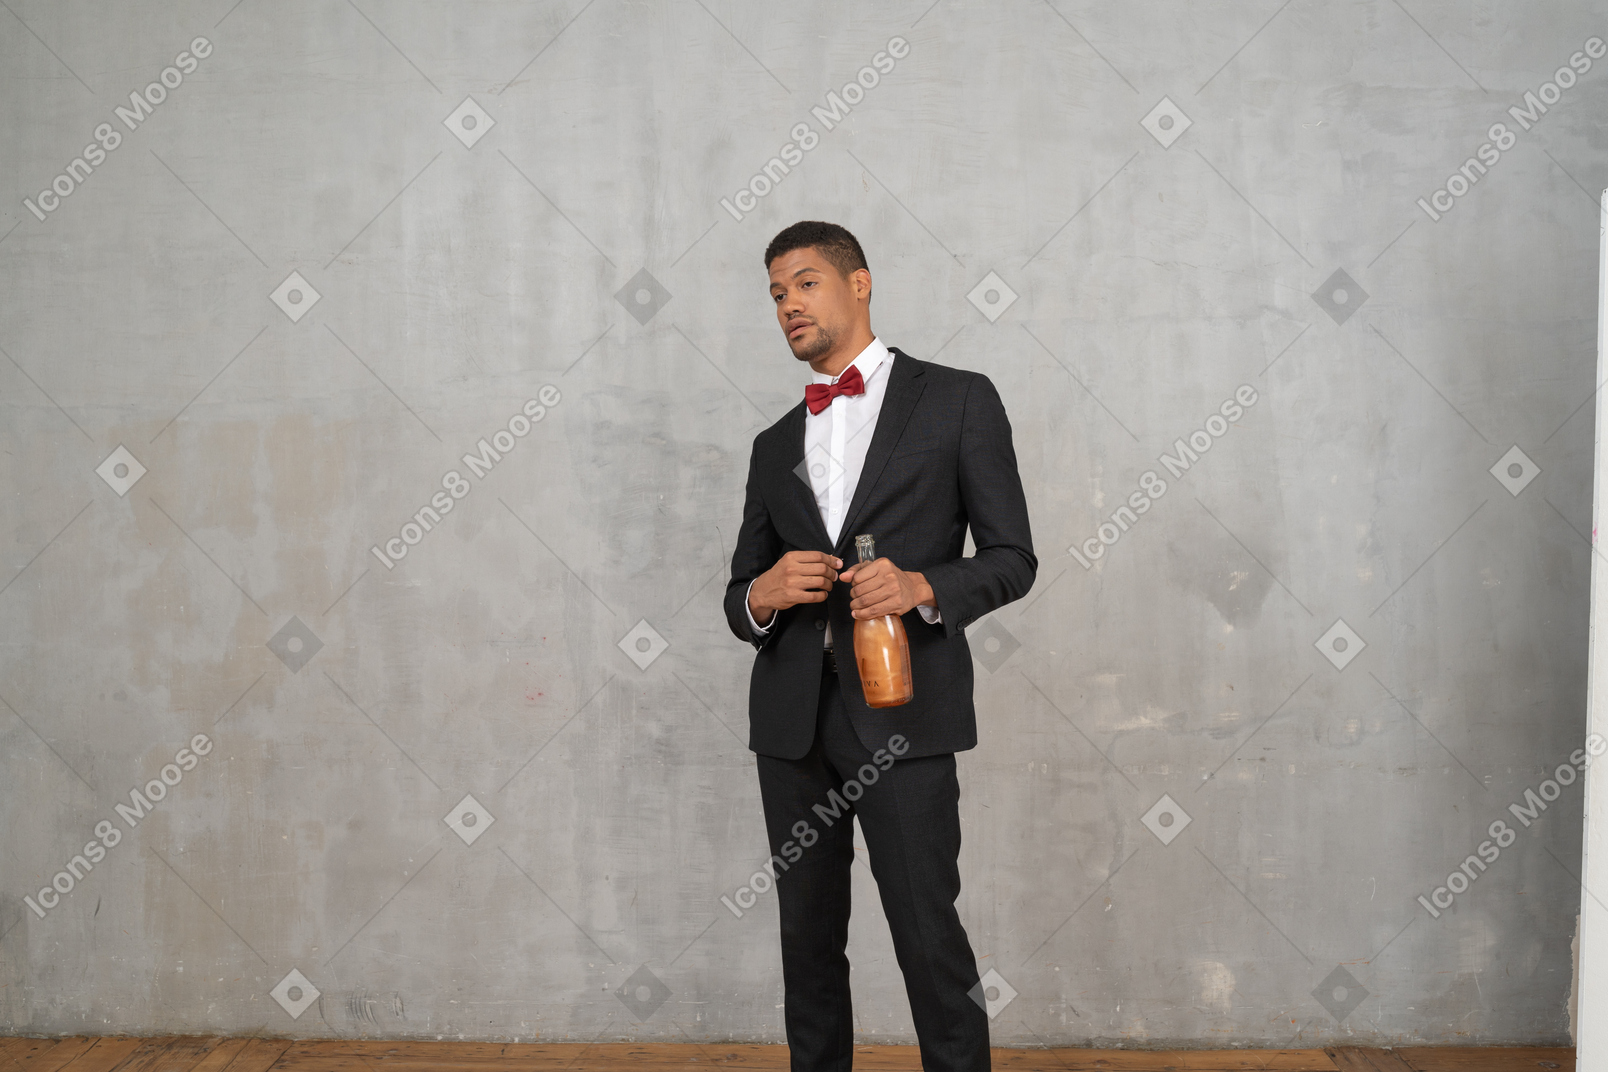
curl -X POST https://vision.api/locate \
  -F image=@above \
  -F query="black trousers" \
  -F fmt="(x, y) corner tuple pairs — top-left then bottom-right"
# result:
(754, 656), (990, 1072)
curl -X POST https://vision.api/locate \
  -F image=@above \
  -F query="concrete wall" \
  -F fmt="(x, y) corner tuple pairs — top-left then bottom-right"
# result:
(1, 0), (1604, 1048)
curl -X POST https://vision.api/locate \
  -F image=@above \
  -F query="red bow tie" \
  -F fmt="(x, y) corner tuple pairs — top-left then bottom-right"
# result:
(804, 365), (865, 415)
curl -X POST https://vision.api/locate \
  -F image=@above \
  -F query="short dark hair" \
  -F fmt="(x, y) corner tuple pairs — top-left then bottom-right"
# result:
(764, 221), (868, 282)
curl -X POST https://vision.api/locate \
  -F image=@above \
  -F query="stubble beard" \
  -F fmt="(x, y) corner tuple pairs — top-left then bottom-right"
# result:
(790, 319), (836, 364)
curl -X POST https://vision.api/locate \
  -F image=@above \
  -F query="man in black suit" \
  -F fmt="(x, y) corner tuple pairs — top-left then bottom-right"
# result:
(723, 221), (1037, 1072)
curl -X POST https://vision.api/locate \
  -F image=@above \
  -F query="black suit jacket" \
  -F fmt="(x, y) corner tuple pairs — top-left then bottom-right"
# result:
(724, 347), (1037, 760)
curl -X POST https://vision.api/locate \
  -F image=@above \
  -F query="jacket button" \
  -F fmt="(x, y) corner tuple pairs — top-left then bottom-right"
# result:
(815, 619), (826, 630)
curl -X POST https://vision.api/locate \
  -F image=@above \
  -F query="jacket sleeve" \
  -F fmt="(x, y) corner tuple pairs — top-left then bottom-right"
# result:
(724, 437), (783, 651)
(920, 373), (1037, 639)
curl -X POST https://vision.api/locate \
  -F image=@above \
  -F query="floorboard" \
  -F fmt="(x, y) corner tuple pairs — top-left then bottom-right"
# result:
(0, 1040), (63, 1071)
(1394, 1049), (1573, 1072)
(42, 1039), (143, 1072)
(0, 1039), (1575, 1072)
(1328, 1047), (1419, 1072)
(217, 1040), (292, 1072)
(189, 1039), (252, 1072)
(17, 1040), (101, 1072)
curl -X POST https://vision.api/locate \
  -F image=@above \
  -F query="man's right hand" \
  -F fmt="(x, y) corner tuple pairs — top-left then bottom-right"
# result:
(748, 550), (845, 628)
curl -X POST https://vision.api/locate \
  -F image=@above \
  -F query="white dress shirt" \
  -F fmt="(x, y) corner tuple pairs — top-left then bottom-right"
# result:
(746, 337), (942, 647)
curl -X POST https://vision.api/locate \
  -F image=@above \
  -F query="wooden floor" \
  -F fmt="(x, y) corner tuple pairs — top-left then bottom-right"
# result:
(0, 1037), (1575, 1072)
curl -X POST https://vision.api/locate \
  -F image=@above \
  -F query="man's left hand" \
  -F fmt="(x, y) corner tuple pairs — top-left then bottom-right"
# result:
(838, 557), (936, 620)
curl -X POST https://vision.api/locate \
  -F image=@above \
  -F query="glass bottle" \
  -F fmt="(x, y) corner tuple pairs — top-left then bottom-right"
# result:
(852, 534), (914, 708)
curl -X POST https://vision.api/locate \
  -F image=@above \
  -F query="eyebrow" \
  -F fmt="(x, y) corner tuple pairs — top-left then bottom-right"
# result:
(771, 266), (822, 288)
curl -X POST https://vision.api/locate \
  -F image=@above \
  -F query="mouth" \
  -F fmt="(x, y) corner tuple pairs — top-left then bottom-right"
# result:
(787, 320), (812, 340)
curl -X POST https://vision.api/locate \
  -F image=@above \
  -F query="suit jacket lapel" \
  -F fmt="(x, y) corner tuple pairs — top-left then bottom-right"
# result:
(834, 348), (924, 557)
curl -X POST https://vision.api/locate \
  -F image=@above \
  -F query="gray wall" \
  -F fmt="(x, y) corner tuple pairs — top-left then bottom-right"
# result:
(1, 0), (1603, 1049)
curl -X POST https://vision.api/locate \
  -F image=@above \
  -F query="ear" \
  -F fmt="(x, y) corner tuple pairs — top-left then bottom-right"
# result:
(853, 267), (872, 300)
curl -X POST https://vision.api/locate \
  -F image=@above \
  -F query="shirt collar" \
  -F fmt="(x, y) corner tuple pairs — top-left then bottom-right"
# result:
(811, 336), (889, 386)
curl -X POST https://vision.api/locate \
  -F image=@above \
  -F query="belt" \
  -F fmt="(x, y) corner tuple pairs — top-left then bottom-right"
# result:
(822, 647), (838, 675)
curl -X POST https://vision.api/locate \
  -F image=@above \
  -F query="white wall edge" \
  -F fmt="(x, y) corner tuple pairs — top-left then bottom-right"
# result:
(1577, 187), (1608, 1067)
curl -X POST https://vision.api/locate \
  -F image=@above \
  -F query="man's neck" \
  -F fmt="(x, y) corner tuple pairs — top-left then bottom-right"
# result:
(808, 327), (877, 378)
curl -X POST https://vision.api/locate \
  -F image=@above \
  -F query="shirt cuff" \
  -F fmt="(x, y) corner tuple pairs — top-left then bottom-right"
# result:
(918, 603), (942, 624)
(745, 578), (773, 635)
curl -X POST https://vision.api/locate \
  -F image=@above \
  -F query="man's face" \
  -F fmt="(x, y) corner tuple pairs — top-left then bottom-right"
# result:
(768, 246), (867, 364)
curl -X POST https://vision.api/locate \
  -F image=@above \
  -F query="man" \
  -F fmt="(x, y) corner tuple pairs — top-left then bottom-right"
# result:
(723, 220), (1037, 1072)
